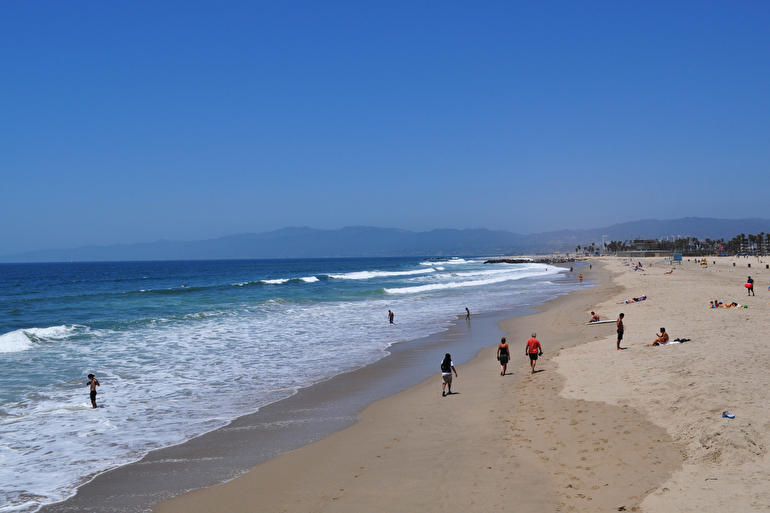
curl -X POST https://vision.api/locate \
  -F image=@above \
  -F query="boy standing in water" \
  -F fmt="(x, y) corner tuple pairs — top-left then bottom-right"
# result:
(87, 374), (100, 408)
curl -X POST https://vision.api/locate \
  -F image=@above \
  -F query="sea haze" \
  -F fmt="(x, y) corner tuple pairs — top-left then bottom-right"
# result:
(3, 217), (769, 263)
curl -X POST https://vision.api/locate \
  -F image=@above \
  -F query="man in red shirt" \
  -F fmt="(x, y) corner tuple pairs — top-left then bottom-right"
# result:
(525, 333), (542, 373)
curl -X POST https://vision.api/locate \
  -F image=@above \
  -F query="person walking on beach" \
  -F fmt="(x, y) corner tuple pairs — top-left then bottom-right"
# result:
(465, 307), (470, 320)
(525, 333), (542, 373)
(616, 313), (625, 350)
(497, 337), (510, 376)
(86, 374), (100, 409)
(388, 310), (394, 324)
(579, 274), (583, 283)
(440, 354), (458, 396)
(747, 276), (755, 296)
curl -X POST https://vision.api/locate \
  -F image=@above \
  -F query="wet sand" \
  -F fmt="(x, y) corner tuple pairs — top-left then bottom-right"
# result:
(42, 286), (513, 512)
(152, 261), (684, 513)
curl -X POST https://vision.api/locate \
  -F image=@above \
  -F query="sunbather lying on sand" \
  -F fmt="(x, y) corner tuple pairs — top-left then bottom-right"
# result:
(619, 295), (647, 304)
(664, 269), (674, 275)
(711, 300), (745, 308)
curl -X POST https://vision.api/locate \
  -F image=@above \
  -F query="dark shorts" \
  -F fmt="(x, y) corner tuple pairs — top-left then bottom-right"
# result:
(90, 390), (97, 401)
(617, 330), (624, 340)
(529, 353), (538, 361)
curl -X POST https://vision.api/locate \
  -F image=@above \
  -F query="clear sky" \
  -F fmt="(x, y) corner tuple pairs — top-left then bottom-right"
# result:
(2, 1), (769, 255)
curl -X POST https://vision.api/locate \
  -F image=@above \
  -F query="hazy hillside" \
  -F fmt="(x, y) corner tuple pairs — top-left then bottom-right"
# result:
(2, 218), (769, 263)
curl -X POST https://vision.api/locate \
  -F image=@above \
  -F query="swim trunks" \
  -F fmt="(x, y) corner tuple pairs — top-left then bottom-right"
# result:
(529, 353), (538, 361)
(90, 390), (97, 401)
(617, 329), (624, 340)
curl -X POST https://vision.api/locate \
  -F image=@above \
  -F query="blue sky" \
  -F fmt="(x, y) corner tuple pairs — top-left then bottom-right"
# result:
(2, 1), (769, 255)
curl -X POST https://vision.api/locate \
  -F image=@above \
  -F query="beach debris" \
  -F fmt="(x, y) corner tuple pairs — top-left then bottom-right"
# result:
(722, 411), (735, 419)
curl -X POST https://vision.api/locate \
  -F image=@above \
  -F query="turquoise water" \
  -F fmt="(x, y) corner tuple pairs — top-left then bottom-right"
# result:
(0, 257), (576, 512)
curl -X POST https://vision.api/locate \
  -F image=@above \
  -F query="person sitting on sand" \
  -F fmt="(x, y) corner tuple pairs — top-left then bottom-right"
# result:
(650, 327), (669, 346)
(589, 311), (600, 322)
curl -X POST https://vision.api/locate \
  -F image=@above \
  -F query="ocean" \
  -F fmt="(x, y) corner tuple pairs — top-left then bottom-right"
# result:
(0, 257), (578, 512)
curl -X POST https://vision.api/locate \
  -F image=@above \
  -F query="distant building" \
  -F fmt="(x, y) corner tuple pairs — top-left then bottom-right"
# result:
(630, 238), (659, 250)
(616, 250), (673, 258)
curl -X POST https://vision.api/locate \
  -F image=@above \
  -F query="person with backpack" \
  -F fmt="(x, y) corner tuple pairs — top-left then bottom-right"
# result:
(440, 353), (458, 397)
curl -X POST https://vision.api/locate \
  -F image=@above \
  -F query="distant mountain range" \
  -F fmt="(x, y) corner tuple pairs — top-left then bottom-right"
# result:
(3, 217), (770, 263)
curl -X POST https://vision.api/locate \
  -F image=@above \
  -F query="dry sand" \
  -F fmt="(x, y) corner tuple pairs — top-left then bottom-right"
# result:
(557, 255), (770, 511)
(155, 256), (767, 512)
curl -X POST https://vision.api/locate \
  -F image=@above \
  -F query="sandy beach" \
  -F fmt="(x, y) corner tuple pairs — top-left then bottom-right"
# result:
(557, 255), (770, 511)
(150, 255), (769, 512)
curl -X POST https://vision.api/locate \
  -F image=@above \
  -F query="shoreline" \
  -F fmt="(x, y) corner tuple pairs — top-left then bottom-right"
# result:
(152, 260), (683, 512)
(42, 277), (565, 512)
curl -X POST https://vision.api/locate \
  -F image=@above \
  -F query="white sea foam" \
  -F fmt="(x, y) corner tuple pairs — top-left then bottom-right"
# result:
(328, 268), (435, 280)
(384, 265), (555, 294)
(419, 258), (468, 266)
(263, 278), (290, 284)
(24, 325), (80, 340)
(0, 325), (82, 353)
(0, 259), (579, 512)
(0, 330), (33, 352)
